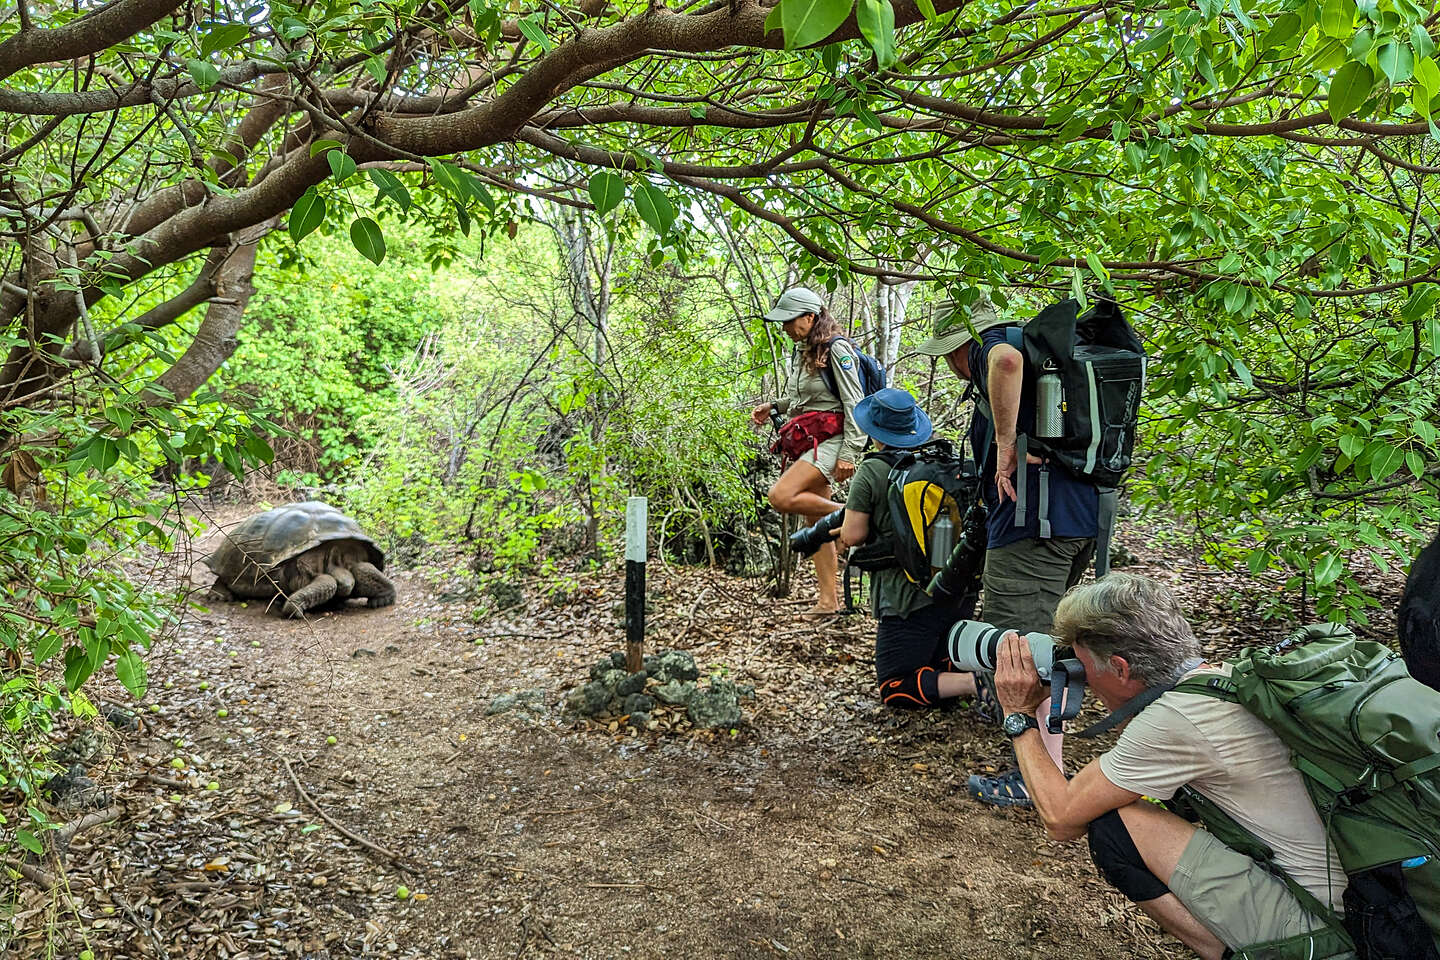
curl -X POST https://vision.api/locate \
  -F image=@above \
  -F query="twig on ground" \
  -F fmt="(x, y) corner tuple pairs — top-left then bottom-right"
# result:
(54, 804), (122, 856)
(672, 586), (713, 645)
(585, 881), (655, 889)
(281, 758), (420, 875)
(523, 801), (611, 818)
(1, 856), (57, 890)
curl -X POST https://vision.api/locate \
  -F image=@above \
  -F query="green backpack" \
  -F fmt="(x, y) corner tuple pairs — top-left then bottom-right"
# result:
(1173, 624), (1440, 960)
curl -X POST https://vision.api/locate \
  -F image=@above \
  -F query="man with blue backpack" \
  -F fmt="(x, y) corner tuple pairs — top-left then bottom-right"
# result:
(919, 292), (1146, 806)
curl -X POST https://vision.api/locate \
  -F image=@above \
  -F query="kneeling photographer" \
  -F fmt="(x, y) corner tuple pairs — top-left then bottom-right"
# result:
(991, 573), (1355, 960)
(825, 389), (976, 710)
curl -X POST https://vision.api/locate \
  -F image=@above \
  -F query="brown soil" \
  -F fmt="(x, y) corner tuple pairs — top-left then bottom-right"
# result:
(3, 507), (1407, 960)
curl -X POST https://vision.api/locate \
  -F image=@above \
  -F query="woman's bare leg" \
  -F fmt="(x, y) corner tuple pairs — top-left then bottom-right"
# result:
(768, 460), (844, 612)
(768, 460), (844, 517)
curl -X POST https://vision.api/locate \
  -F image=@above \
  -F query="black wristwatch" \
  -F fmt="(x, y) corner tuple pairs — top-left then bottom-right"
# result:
(1003, 712), (1040, 738)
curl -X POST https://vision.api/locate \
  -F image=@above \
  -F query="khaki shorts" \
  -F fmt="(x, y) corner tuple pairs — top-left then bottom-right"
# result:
(1170, 830), (1356, 958)
(793, 434), (844, 484)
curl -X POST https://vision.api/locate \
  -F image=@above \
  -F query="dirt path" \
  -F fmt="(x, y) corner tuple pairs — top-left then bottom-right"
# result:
(20, 507), (1404, 959)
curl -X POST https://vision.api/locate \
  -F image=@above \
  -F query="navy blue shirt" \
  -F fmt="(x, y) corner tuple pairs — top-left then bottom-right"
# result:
(967, 326), (1098, 549)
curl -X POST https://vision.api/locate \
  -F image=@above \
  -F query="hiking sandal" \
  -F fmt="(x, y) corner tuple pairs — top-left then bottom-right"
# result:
(968, 769), (1034, 809)
(970, 672), (1001, 725)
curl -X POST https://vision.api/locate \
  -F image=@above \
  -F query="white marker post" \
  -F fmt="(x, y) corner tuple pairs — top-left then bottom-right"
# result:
(624, 496), (648, 673)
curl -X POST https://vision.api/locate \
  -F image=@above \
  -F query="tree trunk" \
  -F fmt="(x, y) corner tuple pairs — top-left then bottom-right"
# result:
(874, 278), (918, 375)
(142, 235), (264, 405)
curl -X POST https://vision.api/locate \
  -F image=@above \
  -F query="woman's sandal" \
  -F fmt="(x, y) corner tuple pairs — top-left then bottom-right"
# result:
(967, 769), (1034, 808)
(970, 672), (1001, 725)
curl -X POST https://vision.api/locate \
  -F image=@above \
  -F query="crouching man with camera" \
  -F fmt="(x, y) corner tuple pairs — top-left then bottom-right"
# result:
(992, 573), (1355, 960)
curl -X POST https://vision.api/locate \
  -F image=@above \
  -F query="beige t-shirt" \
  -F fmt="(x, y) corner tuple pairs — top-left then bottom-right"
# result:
(1098, 665), (1347, 909)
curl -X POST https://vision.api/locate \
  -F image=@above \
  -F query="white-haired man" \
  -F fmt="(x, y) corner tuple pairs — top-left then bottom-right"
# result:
(992, 573), (1355, 960)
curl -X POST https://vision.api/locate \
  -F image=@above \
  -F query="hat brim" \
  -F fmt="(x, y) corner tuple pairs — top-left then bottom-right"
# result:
(915, 330), (975, 357)
(763, 306), (807, 323)
(853, 400), (934, 449)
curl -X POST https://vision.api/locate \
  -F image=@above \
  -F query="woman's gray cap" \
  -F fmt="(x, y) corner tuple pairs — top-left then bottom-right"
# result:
(916, 292), (1005, 356)
(764, 286), (826, 323)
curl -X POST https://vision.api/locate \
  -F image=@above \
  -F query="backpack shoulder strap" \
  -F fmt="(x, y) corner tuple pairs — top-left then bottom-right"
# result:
(819, 335), (855, 399)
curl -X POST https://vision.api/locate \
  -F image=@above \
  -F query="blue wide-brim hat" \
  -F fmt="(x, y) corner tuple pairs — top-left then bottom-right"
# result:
(854, 388), (933, 449)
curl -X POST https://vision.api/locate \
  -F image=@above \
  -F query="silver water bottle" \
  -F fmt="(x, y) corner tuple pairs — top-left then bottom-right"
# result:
(1035, 359), (1065, 438)
(928, 515), (955, 569)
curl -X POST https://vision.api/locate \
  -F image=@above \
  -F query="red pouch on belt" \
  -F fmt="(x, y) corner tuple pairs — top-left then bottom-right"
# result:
(770, 410), (844, 463)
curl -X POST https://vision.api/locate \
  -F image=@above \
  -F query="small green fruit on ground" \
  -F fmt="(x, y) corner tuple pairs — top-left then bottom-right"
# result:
(326, 736), (337, 745)
(206, 782), (219, 791)
(170, 758), (185, 769)
(395, 885), (410, 899)
(199, 681), (210, 690)
(149, 705), (160, 713)
(217, 709), (229, 717)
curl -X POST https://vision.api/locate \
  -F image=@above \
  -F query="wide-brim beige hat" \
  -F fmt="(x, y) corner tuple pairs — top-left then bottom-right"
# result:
(916, 293), (1005, 356)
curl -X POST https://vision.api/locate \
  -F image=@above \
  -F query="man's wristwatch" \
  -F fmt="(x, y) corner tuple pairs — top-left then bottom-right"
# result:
(1002, 712), (1040, 738)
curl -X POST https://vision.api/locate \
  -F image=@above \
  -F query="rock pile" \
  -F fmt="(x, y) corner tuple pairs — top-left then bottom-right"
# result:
(564, 649), (754, 730)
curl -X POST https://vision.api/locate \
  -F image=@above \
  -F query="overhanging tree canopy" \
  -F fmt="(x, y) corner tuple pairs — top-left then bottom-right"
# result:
(3, 0), (1440, 605)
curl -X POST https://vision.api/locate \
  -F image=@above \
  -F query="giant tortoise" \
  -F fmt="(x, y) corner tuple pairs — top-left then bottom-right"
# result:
(203, 501), (396, 617)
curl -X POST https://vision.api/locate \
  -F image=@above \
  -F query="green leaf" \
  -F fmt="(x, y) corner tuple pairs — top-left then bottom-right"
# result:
(1407, 450), (1426, 478)
(913, 0), (935, 20)
(114, 650), (147, 700)
(1319, 0), (1352, 37)
(365, 56), (388, 86)
(309, 139), (343, 158)
(200, 23), (248, 57)
(1339, 433), (1365, 459)
(1412, 24), (1436, 61)
(349, 217), (386, 265)
(517, 15), (554, 50)
(632, 181), (676, 236)
(1376, 42), (1415, 84)
(764, 0), (854, 50)
(186, 59), (220, 91)
(63, 644), (100, 691)
(1133, 25), (1174, 55)
(855, 0), (896, 67)
(326, 151), (357, 182)
(33, 631), (63, 666)
(88, 437), (119, 472)
(1260, 12), (1302, 50)
(288, 188), (326, 242)
(368, 169), (412, 211)
(1417, 57), (1440, 101)
(1328, 61), (1375, 123)
(1231, 357), (1253, 388)
(1083, 250), (1110, 282)
(15, 829), (43, 855)
(1313, 552), (1345, 587)
(587, 172), (625, 216)
(1369, 442), (1405, 481)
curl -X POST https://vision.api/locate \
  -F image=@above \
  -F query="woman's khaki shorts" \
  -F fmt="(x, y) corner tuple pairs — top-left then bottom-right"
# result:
(1170, 830), (1356, 958)
(792, 434), (844, 484)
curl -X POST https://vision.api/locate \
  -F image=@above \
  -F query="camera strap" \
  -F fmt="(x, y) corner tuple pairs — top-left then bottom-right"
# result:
(1074, 656), (1204, 738)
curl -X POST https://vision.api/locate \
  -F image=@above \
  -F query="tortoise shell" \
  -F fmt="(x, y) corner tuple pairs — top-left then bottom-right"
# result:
(203, 501), (384, 582)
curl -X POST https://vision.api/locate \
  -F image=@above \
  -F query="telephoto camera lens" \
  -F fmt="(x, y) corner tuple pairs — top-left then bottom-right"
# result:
(788, 508), (845, 558)
(948, 620), (1061, 676)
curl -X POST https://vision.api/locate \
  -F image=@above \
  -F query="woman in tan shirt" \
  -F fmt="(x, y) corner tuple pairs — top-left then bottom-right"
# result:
(750, 287), (868, 614)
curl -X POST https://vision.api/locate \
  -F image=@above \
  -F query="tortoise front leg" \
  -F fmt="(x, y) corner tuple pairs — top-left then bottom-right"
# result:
(351, 562), (396, 608)
(328, 566), (355, 599)
(281, 574), (337, 618)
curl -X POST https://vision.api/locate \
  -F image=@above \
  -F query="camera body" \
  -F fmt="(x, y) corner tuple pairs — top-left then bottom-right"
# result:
(948, 620), (1088, 733)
